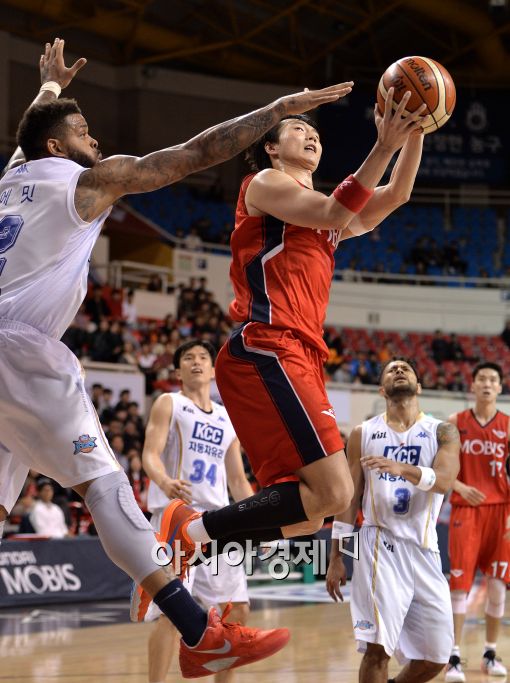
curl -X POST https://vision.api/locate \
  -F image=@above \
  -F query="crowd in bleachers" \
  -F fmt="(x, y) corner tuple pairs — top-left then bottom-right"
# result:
(127, 184), (510, 283)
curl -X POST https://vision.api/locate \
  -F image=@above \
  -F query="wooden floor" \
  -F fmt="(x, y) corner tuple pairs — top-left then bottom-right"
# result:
(1, 583), (509, 682)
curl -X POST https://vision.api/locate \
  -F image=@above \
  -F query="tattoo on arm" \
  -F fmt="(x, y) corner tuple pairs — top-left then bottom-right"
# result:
(437, 421), (460, 447)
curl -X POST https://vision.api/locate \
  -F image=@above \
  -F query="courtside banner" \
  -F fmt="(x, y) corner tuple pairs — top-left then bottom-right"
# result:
(0, 538), (131, 607)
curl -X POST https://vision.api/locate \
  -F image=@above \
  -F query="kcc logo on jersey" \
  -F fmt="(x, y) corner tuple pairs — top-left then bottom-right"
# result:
(383, 445), (421, 466)
(192, 422), (224, 445)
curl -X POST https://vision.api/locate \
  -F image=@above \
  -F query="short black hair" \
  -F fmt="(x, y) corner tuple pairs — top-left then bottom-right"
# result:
(245, 114), (319, 171)
(16, 98), (82, 161)
(378, 357), (421, 385)
(37, 478), (53, 492)
(174, 339), (216, 369)
(472, 361), (503, 383)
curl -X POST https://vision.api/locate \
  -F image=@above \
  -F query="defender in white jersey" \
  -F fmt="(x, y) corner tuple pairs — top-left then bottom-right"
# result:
(0, 38), (344, 676)
(327, 358), (460, 683)
(132, 340), (252, 683)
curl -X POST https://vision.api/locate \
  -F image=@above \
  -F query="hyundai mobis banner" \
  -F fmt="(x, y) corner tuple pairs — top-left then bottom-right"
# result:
(0, 538), (131, 607)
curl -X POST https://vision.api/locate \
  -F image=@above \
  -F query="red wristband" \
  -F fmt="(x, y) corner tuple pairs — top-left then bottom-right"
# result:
(333, 175), (373, 214)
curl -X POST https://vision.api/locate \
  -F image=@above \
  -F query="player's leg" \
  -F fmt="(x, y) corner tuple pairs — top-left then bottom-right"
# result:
(0, 326), (290, 676)
(397, 546), (453, 683)
(360, 643), (390, 683)
(148, 615), (178, 683)
(184, 326), (351, 547)
(446, 505), (479, 681)
(0, 442), (29, 543)
(478, 503), (510, 676)
(351, 527), (413, 683)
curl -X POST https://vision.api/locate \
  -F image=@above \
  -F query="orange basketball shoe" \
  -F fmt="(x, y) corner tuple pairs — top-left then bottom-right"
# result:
(179, 604), (290, 678)
(159, 499), (203, 579)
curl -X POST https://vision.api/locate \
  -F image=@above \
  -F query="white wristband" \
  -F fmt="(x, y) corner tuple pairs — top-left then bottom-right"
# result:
(40, 81), (62, 97)
(416, 466), (436, 491)
(331, 521), (354, 540)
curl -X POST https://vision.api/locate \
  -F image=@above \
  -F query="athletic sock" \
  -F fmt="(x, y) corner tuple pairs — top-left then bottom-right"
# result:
(483, 641), (497, 657)
(154, 579), (208, 647)
(200, 482), (307, 541)
(451, 645), (461, 657)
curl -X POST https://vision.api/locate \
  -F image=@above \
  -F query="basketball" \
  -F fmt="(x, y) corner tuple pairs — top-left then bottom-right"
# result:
(377, 56), (456, 134)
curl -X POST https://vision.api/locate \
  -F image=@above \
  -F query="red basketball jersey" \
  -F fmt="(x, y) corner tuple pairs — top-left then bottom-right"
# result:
(450, 408), (510, 506)
(228, 173), (342, 359)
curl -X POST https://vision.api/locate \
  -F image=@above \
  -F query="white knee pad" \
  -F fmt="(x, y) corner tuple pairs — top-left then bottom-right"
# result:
(85, 470), (160, 585)
(451, 591), (468, 615)
(486, 577), (506, 619)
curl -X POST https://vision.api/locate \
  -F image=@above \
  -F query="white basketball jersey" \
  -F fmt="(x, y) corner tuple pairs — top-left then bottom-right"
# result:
(0, 158), (110, 339)
(361, 413), (444, 552)
(147, 392), (237, 513)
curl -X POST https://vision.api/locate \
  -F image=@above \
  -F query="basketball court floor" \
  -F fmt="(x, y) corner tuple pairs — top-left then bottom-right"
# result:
(1, 580), (509, 682)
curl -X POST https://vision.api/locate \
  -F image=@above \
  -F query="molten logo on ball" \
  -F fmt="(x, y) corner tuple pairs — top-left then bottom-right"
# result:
(377, 55), (456, 134)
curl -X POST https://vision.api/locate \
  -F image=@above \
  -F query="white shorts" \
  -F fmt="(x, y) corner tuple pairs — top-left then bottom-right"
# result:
(0, 441), (28, 513)
(143, 508), (249, 622)
(0, 320), (121, 489)
(350, 526), (453, 664)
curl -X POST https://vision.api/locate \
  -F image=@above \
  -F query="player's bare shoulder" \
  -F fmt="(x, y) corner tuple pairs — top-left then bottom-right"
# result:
(436, 420), (460, 447)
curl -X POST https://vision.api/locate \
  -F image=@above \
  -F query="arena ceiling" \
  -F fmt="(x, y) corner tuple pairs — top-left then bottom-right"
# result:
(1, 0), (509, 88)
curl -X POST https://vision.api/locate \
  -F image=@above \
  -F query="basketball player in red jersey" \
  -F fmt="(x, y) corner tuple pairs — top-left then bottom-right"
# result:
(159, 89), (427, 581)
(445, 362), (510, 682)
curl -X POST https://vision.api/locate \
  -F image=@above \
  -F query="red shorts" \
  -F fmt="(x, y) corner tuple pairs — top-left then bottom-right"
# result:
(448, 503), (510, 591)
(215, 322), (344, 488)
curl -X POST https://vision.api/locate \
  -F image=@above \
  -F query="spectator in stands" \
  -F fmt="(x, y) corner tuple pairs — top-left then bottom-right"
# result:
(61, 318), (89, 356)
(122, 289), (138, 326)
(90, 383), (104, 410)
(443, 240), (467, 276)
(119, 341), (139, 366)
(431, 329), (450, 364)
(378, 339), (395, 364)
(350, 351), (377, 385)
(177, 287), (197, 320)
(29, 479), (69, 538)
(100, 388), (115, 423)
(184, 226), (204, 251)
(85, 285), (111, 326)
(147, 274), (163, 292)
(110, 435), (128, 472)
(501, 319), (510, 350)
(448, 371), (466, 392)
(123, 421), (143, 452)
(109, 288), (123, 319)
(138, 343), (158, 394)
(90, 319), (122, 362)
(127, 402), (145, 433)
(333, 361), (352, 384)
(105, 418), (124, 441)
(127, 454), (149, 511)
(115, 389), (132, 412)
(445, 332), (465, 361)
(420, 370), (436, 390)
(435, 371), (448, 391)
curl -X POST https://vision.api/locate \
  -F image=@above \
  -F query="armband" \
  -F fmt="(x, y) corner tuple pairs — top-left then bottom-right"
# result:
(331, 521), (354, 540)
(416, 466), (436, 491)
(333, 175), (373, 213)
(40, 81), (62, 97)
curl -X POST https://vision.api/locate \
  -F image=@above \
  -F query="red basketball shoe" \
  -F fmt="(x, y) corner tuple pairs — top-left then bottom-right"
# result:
(179, 604), (290, 678)
(159, 499), (203, 579)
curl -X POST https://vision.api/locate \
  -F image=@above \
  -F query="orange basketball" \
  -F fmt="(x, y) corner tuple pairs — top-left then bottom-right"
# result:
(377, 56), (456, 134)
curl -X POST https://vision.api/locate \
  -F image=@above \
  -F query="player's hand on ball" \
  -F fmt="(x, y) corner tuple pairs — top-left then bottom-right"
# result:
(326, 555), (347, 602)
(456, 481), (486, 506)
(40, 37), (87, 89)
(375, 87), (427, 152)
(160, 477), (193, 504)
(278, 82), (354, 115)
(361, 455), (402, 477)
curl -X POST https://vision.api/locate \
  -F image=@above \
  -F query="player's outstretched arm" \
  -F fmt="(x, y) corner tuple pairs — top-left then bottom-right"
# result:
(225, 439), (254, 502)
(339, 131), (424, 241)
(246, 88), (426, 231)
(2, 38), (86, 177)
(74, 83), (353, 222)
(142, 394), (192, 504)
(326, 426), (364, 603)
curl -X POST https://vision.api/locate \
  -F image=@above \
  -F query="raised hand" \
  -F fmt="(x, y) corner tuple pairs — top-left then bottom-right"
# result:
(277, 82), (354, 115)
(40, 37), (87, 89)
(374, 87), (426, 152)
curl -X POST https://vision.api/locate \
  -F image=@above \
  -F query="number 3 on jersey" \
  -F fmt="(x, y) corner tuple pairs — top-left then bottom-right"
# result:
(393, 488), (411, 514)
(189, 459), (217, 487)
(0, 215), (24, 283)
